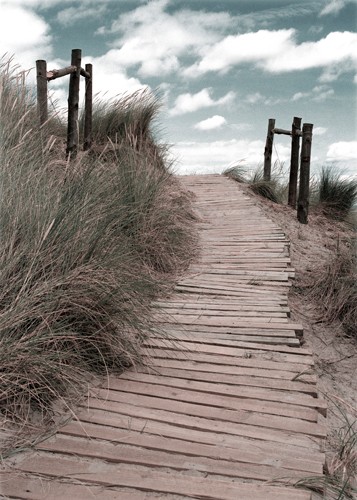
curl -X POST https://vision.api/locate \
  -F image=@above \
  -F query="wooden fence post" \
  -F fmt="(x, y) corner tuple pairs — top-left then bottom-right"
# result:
(288, 116), (302, 208)
(66, 49), (82, 158)
(36, 60), (48, 126)
(83, 63), (93, 151)
(264, 118), (275, 181)
(297, 123), (313, 224)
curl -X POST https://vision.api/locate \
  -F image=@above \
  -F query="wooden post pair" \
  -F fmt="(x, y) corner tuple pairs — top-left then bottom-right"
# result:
(263, 118), (313, 223)
(36, 49), (93, 157)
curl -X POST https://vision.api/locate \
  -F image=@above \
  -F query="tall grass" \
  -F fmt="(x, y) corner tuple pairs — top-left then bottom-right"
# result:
(224, 163), (288, 204)
(312, 167), (357, 221)
(307, 243), (356, 339)
(0, 59), (197, 446)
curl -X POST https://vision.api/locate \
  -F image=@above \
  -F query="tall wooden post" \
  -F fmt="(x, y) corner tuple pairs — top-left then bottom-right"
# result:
(83, 63), (93, 151)
(264, 118), (275, 181)
(288, 116), (302, 208)
(66, 49), (82, 158)
(36, 60), (48, 126)
(297, 123), (313, 224)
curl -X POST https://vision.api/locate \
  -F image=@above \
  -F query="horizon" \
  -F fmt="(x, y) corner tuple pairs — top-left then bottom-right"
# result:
(1, 0), (356, 176)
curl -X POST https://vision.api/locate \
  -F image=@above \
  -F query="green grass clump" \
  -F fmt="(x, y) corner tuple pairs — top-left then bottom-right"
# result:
(224, 163), (287, 204)
(315, 167), (357, 220)
(0, 59), (197, 439)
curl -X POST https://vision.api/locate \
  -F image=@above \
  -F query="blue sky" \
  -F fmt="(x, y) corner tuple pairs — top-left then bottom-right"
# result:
(1, 0), (356, 175)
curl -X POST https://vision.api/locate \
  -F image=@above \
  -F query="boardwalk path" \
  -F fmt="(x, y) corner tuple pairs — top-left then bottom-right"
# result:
(2, 174), (326, 499)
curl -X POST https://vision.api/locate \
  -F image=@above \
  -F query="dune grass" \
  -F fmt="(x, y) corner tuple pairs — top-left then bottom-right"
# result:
(0, 59), (197, 452)
(313, 167), (357, 221)
(307, 242), (356, 339)
(224, 163), (288, 204)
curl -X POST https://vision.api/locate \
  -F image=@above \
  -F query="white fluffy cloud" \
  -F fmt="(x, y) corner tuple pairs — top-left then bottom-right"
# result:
(0, 5), (52, 70)
(99, 0), (232, 77)
(170, 89), (235, 116)
(185, 29), (357, 79)
(194, 115), (226, 130)
(185, 29), (294, 76)
(266, 31), (357, 73)
(326, 141), (357, 161)
(81, 52), (148, 100)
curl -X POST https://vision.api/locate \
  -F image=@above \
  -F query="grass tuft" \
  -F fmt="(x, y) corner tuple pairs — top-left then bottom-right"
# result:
(307, 243), (357, 339)
(224, 163), (287, 204)
(314, 167), (357, 220)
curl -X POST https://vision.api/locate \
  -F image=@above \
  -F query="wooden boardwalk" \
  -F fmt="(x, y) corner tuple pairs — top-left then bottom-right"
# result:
(1, 174), (326, 499)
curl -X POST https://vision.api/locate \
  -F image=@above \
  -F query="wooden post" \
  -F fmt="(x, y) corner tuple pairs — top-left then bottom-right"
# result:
(288, 116), (302, 208)
(36, 60), (48, 126)
(66, 49), (82, 158)
(264, 119), (275, 181)
(83, 63), (93, 151)
(297, 123), (313, 224)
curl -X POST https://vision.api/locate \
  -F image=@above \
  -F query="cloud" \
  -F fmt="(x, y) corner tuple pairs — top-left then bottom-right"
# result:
(185, 29), (295, 76)
(169, 88), (235, 116)
(81, 52), (148, 100)
(326, 141), (357, 161)
(171, 138), (291, 174)
(57, 5), (107, 26)
(185, 29), (357, 81)
(0, 5), (52, 70)
(194, 115), (226, 130)
(2, 0), (100, 7)
(98, 0), (232, 77)
(291, 85), (334, 102)
(246, 92), (265, 104)
(320, 0), (348, 16)
(313, 127), (328, 136)
(266, 31), (357, 73)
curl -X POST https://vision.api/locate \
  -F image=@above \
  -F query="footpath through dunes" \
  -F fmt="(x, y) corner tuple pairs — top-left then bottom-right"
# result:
(1, 174), (326, 500)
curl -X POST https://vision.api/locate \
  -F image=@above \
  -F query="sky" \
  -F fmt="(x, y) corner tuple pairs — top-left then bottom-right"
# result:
(1, 0), (356, 175)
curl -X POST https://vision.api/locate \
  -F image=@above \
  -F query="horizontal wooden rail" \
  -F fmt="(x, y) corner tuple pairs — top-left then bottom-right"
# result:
(273, 128), (302, 137)
(47, 65), (91, 81)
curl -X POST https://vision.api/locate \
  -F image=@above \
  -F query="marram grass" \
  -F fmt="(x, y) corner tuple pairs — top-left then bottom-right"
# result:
(0, 59), (197, 454)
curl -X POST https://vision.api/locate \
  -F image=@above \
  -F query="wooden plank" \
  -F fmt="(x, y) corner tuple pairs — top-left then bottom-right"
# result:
(135, 365), (318, 395)
(148, 335), (301, 347)
(154, 315), (302, 332)
(0, 475), (143, 500)
(143, 347), (315, 369)
(16, 454), (313, 500)
(74, 406), (324, 471)
(155, 324), (301, 339)
(146, 335), (313, 357)
(36, 434), (316, 481)
(145, 357), (317, 383)
(86, 391), (326, 440)
(102, 378), (322, 420)
(115, 372), (327, 414)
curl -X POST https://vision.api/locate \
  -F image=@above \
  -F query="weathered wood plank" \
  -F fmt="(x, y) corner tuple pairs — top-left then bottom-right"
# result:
(16, 454), (313, 500)
(102, 377), (322, 420)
